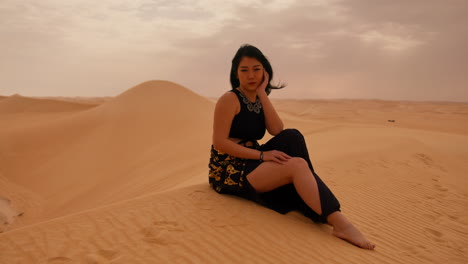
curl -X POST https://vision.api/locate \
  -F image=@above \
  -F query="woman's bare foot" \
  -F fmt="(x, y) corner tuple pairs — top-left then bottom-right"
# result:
(327, 211), (376, 250)
(332, 223), (376, 250)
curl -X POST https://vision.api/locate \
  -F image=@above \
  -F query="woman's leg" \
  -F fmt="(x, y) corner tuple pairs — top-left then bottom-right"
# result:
(247, 157), (322, 215)
(247, 159), (375, 250)
(247, 129), (375, 250)
(260, 129), (340, 219)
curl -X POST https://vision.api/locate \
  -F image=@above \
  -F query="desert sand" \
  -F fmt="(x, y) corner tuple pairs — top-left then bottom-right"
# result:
(1, 80), (467, 263)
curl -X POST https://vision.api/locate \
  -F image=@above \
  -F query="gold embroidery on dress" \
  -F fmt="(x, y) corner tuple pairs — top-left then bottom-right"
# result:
(226, 164), (240, 176)
(224, 176), (237, 185)
(209, 164), (222, 181)
(209, 144), (251, 191)
(224, 164), (241, 186)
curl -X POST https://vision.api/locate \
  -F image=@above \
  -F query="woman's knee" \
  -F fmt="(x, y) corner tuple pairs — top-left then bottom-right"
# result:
(279, 128), (304, 141)
(287, 157), (309, 174)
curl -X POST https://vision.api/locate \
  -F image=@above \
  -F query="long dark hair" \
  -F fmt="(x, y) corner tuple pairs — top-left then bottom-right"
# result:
(230, 44), (286, 95)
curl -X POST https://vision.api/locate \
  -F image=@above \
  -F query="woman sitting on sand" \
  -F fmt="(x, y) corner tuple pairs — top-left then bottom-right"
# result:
(208, 44), (375, 250)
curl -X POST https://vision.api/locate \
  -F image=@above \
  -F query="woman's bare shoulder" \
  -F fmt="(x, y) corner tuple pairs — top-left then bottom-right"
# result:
(215, 91), (240, 116)
(216, 91), (238, 106)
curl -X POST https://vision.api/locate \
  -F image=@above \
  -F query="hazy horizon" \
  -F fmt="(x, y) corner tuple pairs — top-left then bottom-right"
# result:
(1, 0), (467, 102)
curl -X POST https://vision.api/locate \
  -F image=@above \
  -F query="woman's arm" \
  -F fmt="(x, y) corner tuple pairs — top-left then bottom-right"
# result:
(212, 92), (262, 160)
(257, 71), (284, 135)
(213, 91), (291, 164)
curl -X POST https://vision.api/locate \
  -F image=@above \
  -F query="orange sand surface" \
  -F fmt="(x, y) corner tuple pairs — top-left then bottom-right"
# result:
(1, 81), (467, 263)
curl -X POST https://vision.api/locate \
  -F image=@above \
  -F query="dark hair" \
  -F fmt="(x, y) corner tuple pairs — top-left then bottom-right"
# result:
(230, 44), (286, 95)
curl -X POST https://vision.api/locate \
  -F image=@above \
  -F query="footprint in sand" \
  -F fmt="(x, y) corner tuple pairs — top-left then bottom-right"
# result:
(0, 196), (23, 233)
(187, 190), (214, 210)
(413, 153), (447, 172)
(208, 209), (249, 228)
(84, 249), (121, 264)
(429, 173), (449, 197)
(414, 153), (435, 166)
(447, 215), (459, 221)
(141, 220), (185, 245)
(432, 183), (449, 199)
(434, 184), (448, 192)
(417, 244), (428, 250)
(425, 227), (443, 237)
(47, 256), (75, 263)
(424, 227), (445, 243)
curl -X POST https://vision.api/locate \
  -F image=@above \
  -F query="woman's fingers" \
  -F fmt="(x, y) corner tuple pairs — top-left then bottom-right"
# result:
(257, 70), (270, 92)
(264, 70), (269, 81)
(272, 157), (287, 165)
(264, 150), (292, 164)
(276, 151), (291, 161)
(270, 151), (291, 164)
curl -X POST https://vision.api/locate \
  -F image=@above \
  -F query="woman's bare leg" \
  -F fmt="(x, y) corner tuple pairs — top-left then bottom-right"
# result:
(247, 158), (375, 250)
(247, 157), (322, 215)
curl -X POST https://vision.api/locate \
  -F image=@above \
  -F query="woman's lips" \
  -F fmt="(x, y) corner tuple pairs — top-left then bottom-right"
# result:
(248, 82), (256, 85)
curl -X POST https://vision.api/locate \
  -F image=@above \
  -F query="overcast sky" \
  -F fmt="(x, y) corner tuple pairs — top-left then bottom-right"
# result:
(1, 0), (467, 101)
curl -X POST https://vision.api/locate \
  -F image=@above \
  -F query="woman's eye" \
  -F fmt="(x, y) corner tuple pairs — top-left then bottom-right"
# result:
(241, 70), (247, 72)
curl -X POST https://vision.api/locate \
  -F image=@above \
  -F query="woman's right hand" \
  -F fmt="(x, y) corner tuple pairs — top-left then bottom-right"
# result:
(262, 150), (291, 165)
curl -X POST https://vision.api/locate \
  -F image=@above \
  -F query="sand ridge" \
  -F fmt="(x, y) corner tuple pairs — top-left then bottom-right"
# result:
(1, 80), (467, 263)
(0, 94), (98, 114)
(1, 81), (213, 222)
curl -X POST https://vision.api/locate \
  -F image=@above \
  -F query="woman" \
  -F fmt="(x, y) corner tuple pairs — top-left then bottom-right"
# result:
(208, 44), (375, 250)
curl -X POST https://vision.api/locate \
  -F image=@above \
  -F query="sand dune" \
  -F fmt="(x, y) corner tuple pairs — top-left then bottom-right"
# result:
(0, 80), (213, 224)
(1, 81), (467, 263)
(0, 94), (97, 114)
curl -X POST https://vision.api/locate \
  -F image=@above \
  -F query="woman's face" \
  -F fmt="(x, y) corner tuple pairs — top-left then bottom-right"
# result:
(237, 56), (264, 92)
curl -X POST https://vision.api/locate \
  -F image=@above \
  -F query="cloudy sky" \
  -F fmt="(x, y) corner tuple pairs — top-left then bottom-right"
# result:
(1, 0), (467, 101)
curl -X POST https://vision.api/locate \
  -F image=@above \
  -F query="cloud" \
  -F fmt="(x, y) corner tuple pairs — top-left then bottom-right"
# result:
(169, 0), (468, 101)
(0, 0), (467, 101)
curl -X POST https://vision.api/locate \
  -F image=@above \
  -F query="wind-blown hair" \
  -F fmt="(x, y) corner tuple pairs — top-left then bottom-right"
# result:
(230, 44), (286, 95)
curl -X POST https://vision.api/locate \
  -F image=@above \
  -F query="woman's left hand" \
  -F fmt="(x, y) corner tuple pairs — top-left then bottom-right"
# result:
(256, 70), (269, 94)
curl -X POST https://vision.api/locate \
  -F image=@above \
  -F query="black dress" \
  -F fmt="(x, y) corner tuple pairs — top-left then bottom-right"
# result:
(208, 89), (340, 223)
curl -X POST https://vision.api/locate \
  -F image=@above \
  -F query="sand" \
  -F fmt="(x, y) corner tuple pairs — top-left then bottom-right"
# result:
(0, 80), (467, 263)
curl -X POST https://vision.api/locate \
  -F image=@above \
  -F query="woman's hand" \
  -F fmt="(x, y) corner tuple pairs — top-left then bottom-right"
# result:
(262, 150), (291, 165)
(256, 70), (269, 94)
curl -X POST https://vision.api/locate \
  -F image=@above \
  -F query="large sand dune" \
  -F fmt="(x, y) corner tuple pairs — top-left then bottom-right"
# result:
(1, 80), (467, 263)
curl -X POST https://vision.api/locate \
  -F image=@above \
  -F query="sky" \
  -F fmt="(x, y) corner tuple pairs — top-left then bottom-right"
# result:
(1, 0), (467, 101)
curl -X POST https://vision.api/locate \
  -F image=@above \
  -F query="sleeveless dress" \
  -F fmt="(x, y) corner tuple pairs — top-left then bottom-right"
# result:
(208, 89), (341, 223)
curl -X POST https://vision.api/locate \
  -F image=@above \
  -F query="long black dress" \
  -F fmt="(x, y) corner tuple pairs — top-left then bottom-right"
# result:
(208, 89), (340, 223)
